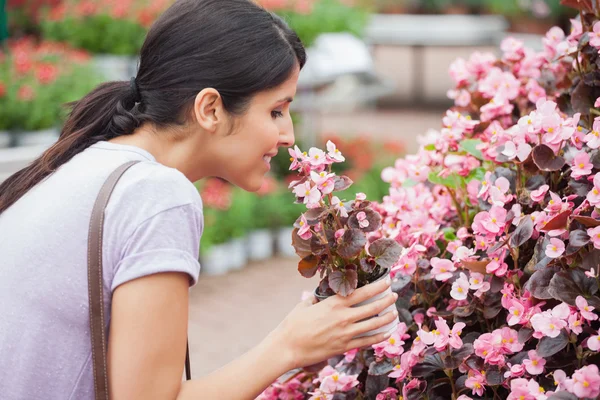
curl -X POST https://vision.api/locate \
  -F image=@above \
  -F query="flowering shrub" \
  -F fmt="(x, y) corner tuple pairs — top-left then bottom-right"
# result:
(260, 3), (600, 399)
(288, 140), (402, 297)
(39, 0), (171, 55)
(0, 37), (99, 131)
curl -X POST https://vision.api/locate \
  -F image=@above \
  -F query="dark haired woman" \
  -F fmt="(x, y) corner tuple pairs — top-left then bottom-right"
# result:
(0, 1), (398, 398)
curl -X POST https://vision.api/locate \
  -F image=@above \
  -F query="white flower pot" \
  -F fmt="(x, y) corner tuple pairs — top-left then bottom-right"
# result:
(12, 128), (60, 147)
(276, 227), (296, 258)
(246, 229), (274, 261)
(93, 54), (138, 82)
(315, 268), (399, 339)
(228, 237), (248, 270)
(200, 243), (233, 276)
(0, 131), (11, 148)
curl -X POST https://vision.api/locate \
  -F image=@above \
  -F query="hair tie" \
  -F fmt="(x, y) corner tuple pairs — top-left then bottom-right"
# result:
(129, 77), (141, 103)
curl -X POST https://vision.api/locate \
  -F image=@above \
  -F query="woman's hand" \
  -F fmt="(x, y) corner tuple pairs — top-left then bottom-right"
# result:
(269, 277), (398, 369)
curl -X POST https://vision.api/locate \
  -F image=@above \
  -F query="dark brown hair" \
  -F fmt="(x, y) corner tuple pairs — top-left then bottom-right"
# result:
(0, 0), (305, 214)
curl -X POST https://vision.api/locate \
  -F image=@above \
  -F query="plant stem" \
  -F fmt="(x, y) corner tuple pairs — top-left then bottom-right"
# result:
(492, 386), (501, 400)
(447, 369), (458, 400)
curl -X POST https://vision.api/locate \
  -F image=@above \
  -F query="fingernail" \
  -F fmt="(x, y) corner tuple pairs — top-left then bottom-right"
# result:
(393, 310), (398, 317)
(393, 293), (398, 300)
(385, 276), (391, 285)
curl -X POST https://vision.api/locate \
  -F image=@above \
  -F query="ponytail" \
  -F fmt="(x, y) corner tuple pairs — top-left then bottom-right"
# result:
(0, 80), (144, 215)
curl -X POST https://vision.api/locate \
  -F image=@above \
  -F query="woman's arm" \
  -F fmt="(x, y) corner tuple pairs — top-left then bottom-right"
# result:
(108, 272), (397, 400)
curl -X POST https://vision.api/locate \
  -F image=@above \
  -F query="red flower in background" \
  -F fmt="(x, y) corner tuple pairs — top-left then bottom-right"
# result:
(74, 0), (98, 17)
(201, 178), (233, 210)
(36, 63), (58, 84)
(17, 85), (35, 101)
(0, 83), (6, 98)
(256, 176), (278, 196)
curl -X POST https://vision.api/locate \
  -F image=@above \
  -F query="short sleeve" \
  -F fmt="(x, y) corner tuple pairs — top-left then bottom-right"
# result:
(111, 204), (204, 292)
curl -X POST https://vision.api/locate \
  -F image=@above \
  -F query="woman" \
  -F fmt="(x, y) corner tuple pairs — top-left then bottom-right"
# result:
(0, 0), (398, 399)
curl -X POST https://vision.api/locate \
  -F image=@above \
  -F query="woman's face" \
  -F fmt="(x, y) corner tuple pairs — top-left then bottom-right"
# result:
(215, 67), (299, 192)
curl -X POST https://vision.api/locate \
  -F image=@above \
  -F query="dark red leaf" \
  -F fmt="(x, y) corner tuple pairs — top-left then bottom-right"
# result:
(328, 269), (358, 297)
(333, 175), (353, 191)
(532, 144), (565, 171)
(572, 215), (600, 228)
(369, 238), (402, 269)
(540, 210), (570, 231)
(292, 228), (312, 258)
(560, 0), (593, 12)
(461, 259), (490, 274)
(511, 217), (534, 247)
(537, 330), (568, 357)
(298, 255), (319, 278)
(337, 229), (367, 259)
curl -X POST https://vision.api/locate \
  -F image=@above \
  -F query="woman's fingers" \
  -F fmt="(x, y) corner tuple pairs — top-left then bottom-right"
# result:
(342, 276), (391, 307)
(348, 291), (397, 323)
(348, 309), (398, 338)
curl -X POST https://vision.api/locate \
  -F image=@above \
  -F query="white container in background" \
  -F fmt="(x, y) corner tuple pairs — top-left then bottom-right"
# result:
(246, 229), (274, 261)
(0, 131), (11, 148)
(12, 128), (60, 147)
(276, 227), (296, 258)
(93, 54), (138, 82)
(228, 237), (248, 270)
(200, 243), (233, 276)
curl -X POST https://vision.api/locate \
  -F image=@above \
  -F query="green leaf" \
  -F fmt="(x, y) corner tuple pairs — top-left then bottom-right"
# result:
(466, 167), (486, 183)
(459, 139), (484, 160)
(428, 171), (464, 189)
(425, 144), (436, 151)
(403, 178), (418, 187)
(442, 227), (457, 241)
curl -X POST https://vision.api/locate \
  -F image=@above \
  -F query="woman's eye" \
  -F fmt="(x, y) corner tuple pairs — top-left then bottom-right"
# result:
(271, 110), (284, 119)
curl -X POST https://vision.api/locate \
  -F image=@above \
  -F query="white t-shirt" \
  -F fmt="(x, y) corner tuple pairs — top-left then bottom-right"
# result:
(0, 141), (203, 399)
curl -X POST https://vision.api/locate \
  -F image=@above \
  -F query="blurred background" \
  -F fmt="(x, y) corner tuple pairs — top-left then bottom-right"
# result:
(0, 0), (576, 377)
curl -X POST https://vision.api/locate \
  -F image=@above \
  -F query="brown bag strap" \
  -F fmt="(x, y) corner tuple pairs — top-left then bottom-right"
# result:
(88, 160), (191, 400)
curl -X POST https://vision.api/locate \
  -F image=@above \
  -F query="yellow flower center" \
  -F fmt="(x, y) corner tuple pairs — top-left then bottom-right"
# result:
(322, 182), (328, 187)
(548, 127), (554, 133)
(594, 188), (599, 195)
(595, 131), (600, 137)
(305, 190), (310, 196)
(552, 246), (558, 252)
(483, 350), (488, 355)
(457, 287), (464, 293)
(539, 387), (545, 393)
(578, 126), (583, 131)
(584, 381), (590, 388)
(440, 268), (447, 273)
(303, 151), (307, 156)
(579, 163), (585, 169)
(333, 374), (339, 382)
(314, 155), (319, 160)
(527, 119), (532, 125)
(474, 383), (481, 389)
(549, 324), (555, 329)
(513, 310), (520, 316)
(299, 221), (305, 226)
(473, 279), (480, 284)
(492, 218), (497, 223)
(532, 360), (538, 366)
(290, 157), (294, 161)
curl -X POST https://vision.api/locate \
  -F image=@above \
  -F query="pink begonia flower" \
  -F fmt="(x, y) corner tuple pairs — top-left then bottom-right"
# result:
(457, 396), (473, 400)
(293, 181), (321, 206)
(288, 145), (307, 171)
(318, 367), (359, 394)
(501, 37), (525, 61)
(531, 310), (567, 338)
(489, 176), (512, 206)
(526, 79), (546, 103)
(587, 331), (600, 351)
(469, 273), (485, 290)
(587, 174), (600, 206)
(393, 256), (417, 276)
(356, 212), (369, 229)
(576, 296), (598, 321)
(465, 372), (486, 396)
(308, 391), (333, 400)
(570, 364), (600, 398)
(467, 51), (496, 77)
(449, 321), (465, 349)
(375, 387), (398, 400)
(480, 96), (514, 122)
(478, 67), (520, 100)
(355, 192), (366, 201)
(571, 151), (593, 179)
(307, 147), (328, 167)
(296, 214), (312, 240)
(501, 140), (532, 163)
(472, 206), (507, 236)
(334, 228), (345, 240)
(572, 127), (586, 150)
(452, 246), (475, 262)
(585, 117), (600, 149)
(500, 327), (524, 353)
(402, 379), (423, 399)
(506, 378), (545, 400)
(326, 140), (344, 162)
(507, 299), (525, 326)
(486, 256), (509, 277)
(372, 323), (408, 358)
(568, 313), (584, 335)
(544, 191), (566, 214)
(343, 348), (359, 363)
(545, 238), (565, 258)
(430, 257), (456, 282)
(447, 88), (471, 107)
(331, 196), (348, 218)
(478, 171), (494, 199)
(596, 97), (600, 108)
(504, 363), (525, 378)
(473, 282), (491, 298)
(457, 227), (471, 240)
(310, 170), (334, 185)
(590, 21), (600, 48)
(451, 272), (469, 301)
(588, 226), (600, 249)
(522, 350), (546, 375)
(317, 178), (334, 195)
(407, 163), (431, 182)
(449, 57), (471, 85)
(531, 184), (549, 203)
(586, 268), (599, 279)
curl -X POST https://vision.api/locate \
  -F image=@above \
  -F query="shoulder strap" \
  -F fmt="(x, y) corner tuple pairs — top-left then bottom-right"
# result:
(88, 160), (191, 400)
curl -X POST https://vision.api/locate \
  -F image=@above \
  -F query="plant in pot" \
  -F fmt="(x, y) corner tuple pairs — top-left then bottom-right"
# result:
(246, 176), (281, 261)
(0, 37), (100, 147)
(261, 5), (600, 399)
(288, 140), (402, 325)
(39, 0), (170, 81)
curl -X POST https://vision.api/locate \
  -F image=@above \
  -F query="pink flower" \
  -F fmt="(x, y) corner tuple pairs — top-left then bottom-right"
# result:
(571, 364), (600, 398)
(588, 331), (600, 351)
(489, 177), (512, 206)
(478, 67), (520, 100)
(331, 196), (348, 218)
(376, 387), (398, 400)
(326, 140), (345, 162)
(295, 214), (312, 240)
(465, 372), (486, 396)
(531, 184), (549, 203)
(457, 396), (473, 400)
(288, 145), (306, 170)
(531, 310), (567, 338)
(545, 238), (565, 258)
(585, 119), (600, 149)
(372, 323), (408, 358)
(472, 206), (507, 235)
(501, 140), (532, 163)
(449, 322), (465, 349)
(393, 256), (417, 276)
(449, 58), (471, 85)
(507, 299), (525, 326)
(293, 181), (321, 207)
(356, 212), (369, 229)
(571, 151), (593, 179)
(430, 257), (456, 281)
(307, 147), (328, 167)
(504, 363), (526, 378)
(591, 21), (600, 48)
(310, 170), (334, 185)
(319, 368), (359, 394)
(522, 350), (546, 375)
(588, 226), (600, 249)
(506, 378), (545, 400)
(469, 272), (485, 290)
(451, 272), (469, 301)
(568, 313), (584, 335)
(587, 174), (600, 206)
(501, 37), (525, 61)
(576, 296), (598, 321)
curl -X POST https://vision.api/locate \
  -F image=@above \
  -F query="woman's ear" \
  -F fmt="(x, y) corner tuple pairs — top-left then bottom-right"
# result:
(193, 88), (226, 133)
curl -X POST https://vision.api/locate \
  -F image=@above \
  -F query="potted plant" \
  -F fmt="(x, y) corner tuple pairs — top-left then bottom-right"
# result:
(225, 186), (253, 270)
(39, 0), (169, 81)
(246, 176), (280, 261)
(260, 4), (600, 399)
(287, 140), (401, 332)
(0, 37), (100, 146)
